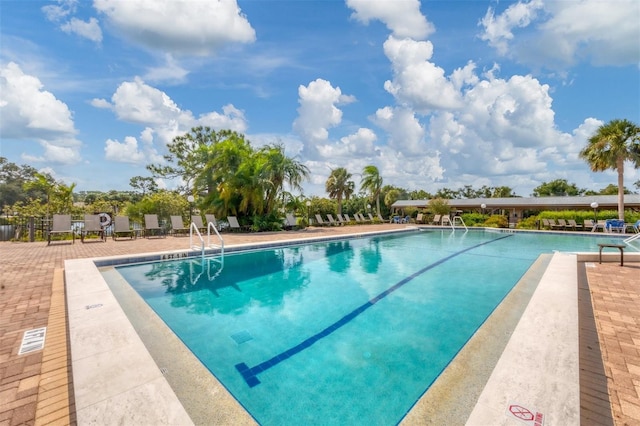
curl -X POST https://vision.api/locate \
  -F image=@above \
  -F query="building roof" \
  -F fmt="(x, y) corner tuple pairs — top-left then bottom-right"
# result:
(392, 195), (640, 210)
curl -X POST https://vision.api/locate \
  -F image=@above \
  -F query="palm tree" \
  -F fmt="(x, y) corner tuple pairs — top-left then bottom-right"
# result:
(579, 119), (640, 219)
(325, 167), (354, 215)
(361, 165), (383, 216)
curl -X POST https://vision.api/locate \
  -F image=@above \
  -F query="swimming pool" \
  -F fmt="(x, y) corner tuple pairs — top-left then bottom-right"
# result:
(113, 229), (626, 425)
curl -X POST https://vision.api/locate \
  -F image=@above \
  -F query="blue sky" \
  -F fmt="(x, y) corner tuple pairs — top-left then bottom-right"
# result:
(1, 0), (639, 197)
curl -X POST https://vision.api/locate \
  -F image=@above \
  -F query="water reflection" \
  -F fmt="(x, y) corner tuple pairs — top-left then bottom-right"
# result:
(325, 240), (354, 273)
(119, 247), (310, 316)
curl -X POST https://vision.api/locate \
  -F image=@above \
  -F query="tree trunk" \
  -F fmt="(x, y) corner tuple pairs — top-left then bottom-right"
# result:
(617, 157), (624, 220)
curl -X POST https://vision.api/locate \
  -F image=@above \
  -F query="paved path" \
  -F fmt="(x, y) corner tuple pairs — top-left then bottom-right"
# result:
(0, 225), (638, 425)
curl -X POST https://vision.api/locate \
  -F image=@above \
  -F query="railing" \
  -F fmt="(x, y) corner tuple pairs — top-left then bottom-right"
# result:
(189, 220), (224, 258)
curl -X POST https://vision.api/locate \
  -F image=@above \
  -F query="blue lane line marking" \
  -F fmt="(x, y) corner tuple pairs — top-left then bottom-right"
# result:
(235, 234), (513, 387)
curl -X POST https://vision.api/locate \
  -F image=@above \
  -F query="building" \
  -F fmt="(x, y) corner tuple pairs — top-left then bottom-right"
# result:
(392, 195), (640, 224)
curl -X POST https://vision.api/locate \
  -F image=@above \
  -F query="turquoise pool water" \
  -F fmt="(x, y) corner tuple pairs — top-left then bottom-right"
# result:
(114, 229), (624, 425)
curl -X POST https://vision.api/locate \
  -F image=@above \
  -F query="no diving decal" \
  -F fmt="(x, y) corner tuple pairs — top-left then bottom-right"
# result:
(507, 403), (544, 426)
(18, 327), (46, 355)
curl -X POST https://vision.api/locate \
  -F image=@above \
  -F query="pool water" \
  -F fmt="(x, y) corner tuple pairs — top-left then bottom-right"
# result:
(114, 229), (622, 425)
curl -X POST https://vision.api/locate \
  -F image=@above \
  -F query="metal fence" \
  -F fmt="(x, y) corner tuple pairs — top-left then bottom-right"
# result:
(0, 215), (148, 242)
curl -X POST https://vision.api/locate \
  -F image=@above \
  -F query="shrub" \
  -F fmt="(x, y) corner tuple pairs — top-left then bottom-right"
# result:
(483, 215), (508, 228)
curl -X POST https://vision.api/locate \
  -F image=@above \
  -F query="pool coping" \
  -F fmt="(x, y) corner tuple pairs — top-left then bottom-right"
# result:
(64, 228), (640, 424)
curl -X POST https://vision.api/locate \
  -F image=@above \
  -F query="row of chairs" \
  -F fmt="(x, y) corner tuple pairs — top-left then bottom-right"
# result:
(312, 213), (383, 227)
(542, 218), (640, 233)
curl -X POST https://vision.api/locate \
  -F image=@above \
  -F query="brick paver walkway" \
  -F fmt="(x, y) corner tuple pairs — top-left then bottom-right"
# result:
(0, 226), (638, 425)
(585, 261), (640, 425)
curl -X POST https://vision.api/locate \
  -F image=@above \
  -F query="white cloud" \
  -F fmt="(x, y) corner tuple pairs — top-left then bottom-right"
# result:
(316, 127), (378, 159)
(143, 54), (189, 84)
(479, 0), (640, 69)
(372, 106), (426, 154)
(0, 62), (76, 138)
(60, 17), (103, 43)
(100, 77), (247, 164)
(93, 0), (256, 56)
(479, 0), (544, 55)
(104, 133), (163, 165)
(346, 0), (434, 40)
(0, 62), (82, 164)
(383, 36), (463, 112)
(293, 79), (353, 156)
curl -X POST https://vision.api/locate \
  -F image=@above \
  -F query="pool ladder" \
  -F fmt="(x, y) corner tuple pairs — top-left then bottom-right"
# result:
(189, 221), (224, 259)
(624, 232), (640, 250)
(445, 216), (468, 232)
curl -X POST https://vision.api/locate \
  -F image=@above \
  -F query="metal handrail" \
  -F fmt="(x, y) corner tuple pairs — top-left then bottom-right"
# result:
(207, 221), (224, 256)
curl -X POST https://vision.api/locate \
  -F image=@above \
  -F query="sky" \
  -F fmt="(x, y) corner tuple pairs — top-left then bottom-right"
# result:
(1, 0), (639, 199)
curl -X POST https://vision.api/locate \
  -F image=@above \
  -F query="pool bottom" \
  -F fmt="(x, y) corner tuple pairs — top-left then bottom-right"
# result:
(100, 252), (550, 426)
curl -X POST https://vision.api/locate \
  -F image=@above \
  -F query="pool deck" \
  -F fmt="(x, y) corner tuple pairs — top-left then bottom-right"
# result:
(1, 224), (639, 425)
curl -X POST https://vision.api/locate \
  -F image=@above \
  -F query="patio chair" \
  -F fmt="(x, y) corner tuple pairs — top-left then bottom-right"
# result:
(548, 219), (563, 230)
(112, 216), (135, 240)
(344, 214), (354, 223)
(227, 216), (250, 232)
(81, 214), (105, 242)
(605, 219), (626, 233)
(359, 213), (371, 223)
(326, 214), (340, 226)
(566, 219), (583, 231)
(48, 214), (74, 245)
(144, 214), (165, 238)
(284, 213), (298, 230)
(205, 214), (218, 231)
(315, 214), (330, 226)
(415, 213), (424, 224)
(191, 215), (206, 233)
(555, 219), (569, 230)
(170, 215), (189, 236)
(441, 215), (451, 226)
(431, 214), (441, 225)
(336, 214), (347, 225)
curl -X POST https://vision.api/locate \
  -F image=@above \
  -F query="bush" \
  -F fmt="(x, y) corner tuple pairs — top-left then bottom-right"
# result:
(483, 215), (508, 228)
(461, 213), (488, 227)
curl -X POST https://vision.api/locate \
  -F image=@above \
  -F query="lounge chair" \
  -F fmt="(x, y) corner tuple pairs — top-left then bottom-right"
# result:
(315, 214), (330, 226)
(415, 213), (424, 224)
(81, 214), (105, 242)
(170, 215), (189, 236)
(344, 214), (354, 223)
(605, 219), (626, 233)
(205, 214), (218, 231)
(547, 219), (563, 230)
(284, 213), (298, 230)
(326, 214), (340, 226)
(567, 219), (583, 231)
(112, 216), (135, 240)
(144, 214), (165, 238)
(583, 219), (596, 232)
(555, 219), (569, 230)
(48, 214), (74, 245)
(191, 215), (206, 233)
(352, 214), (361, 223)
(441, 215), (451, 226)
(359, 213), (371, 223)
(377, 213), (386, 222)
(368, 213), (377, 223)
(336, 214), (347, 225)
(227, 216), (250, 232)
(431, 214), (441, 225)
(541, 218), (551, 229)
